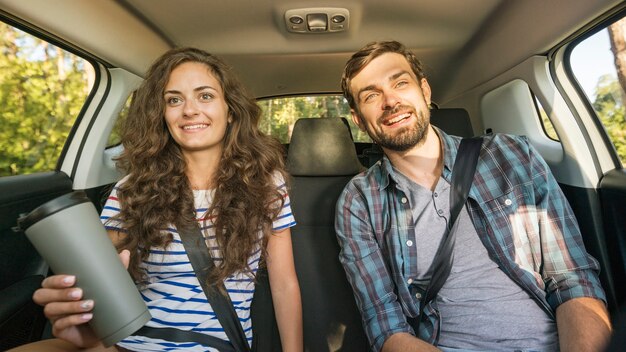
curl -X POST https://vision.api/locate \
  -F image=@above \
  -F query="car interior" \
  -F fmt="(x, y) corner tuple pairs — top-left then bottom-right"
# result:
(0, 0), (625, 351)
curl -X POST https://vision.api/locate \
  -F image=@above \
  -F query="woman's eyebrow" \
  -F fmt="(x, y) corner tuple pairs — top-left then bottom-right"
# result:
(164, 85), (218, 95)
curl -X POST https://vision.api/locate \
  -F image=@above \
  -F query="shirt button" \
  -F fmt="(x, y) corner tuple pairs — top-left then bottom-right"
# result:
(401, 197), (408, 204)
(437, 209), (444, 215)
(433, 192), (438, 197)
(406, 240), (413, 247)
(407, 278), (413, 285)
(415, 292), (422, 300)
(504, 198), (513, 206)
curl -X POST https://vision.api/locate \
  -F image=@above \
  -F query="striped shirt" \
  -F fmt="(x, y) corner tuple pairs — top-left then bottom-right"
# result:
(101, 173), (295, 351)
(335, 128), (606, 352)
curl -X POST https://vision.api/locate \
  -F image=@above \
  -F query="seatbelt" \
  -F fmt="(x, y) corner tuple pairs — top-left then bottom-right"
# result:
(136, 224), (251, 352)
(407, 136), (483, 335)
(135, 326), (236, 352)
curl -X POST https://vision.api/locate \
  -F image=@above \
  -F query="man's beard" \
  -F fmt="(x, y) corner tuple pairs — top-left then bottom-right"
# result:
(362, 105), (430, 152)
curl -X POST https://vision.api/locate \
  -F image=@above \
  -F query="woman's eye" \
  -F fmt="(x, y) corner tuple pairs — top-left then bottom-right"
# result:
(166, 97), (181, 105)
(200, 92), (213, 100)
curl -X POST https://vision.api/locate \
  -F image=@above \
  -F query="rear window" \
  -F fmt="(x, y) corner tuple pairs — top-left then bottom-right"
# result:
(258, 95), (371, 143)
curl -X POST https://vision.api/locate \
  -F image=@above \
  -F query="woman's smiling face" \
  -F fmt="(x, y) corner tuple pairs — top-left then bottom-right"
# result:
(163, 61), (230, 156)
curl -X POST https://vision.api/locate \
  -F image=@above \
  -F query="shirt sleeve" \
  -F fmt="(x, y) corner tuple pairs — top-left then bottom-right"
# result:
(100, 181), (125, 232)
(526, 137), (607, 309)
(271, 172), (296, 232)
(335, 182), (413, 352)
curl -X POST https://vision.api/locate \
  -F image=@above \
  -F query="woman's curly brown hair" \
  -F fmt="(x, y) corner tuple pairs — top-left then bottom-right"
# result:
(112, 47), (287, 285)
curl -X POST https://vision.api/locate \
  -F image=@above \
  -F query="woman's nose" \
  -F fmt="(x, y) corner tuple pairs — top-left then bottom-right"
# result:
(183, 99), (199, 117)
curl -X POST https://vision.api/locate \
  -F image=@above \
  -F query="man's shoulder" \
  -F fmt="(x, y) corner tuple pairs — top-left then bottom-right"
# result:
(482, 132), (530, 150)
(339, 163), (387, 203)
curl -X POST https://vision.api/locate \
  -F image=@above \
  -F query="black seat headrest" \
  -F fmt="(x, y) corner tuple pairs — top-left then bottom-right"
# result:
(287, 118), (364, 176)
(430, 107), (474, 137)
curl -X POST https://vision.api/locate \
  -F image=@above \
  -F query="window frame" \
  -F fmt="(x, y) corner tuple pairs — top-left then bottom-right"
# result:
(560, 8), (626, 169)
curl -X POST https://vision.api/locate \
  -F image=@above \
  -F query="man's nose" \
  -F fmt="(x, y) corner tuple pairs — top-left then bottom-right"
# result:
(382, 91), (400, 110)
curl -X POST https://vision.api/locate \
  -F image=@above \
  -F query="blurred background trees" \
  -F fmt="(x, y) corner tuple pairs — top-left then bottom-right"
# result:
(0, 23), (92, 176)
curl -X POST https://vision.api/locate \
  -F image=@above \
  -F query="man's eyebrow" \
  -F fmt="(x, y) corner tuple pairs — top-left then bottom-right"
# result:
(356, 70), (412, 99)
(164, 85), (217, 95)
(356, 84), (377, 99)
(390, 70), (411, 81)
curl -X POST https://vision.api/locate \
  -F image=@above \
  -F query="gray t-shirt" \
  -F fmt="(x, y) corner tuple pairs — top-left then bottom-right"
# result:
(393, 171), (558, 351)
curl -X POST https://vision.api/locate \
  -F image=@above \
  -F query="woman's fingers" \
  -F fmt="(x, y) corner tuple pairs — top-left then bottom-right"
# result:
(43, 299), (94, 320)
(41, 274), (76, 289)
(33, 285), (82, 306)
(51, 311), (93, 333)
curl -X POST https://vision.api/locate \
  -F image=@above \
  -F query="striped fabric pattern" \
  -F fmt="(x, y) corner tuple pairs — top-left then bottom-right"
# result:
(101, 173), (295, 351)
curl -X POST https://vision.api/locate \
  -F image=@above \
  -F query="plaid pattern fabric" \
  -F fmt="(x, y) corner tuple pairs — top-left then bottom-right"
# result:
(335, 128), (606, 352)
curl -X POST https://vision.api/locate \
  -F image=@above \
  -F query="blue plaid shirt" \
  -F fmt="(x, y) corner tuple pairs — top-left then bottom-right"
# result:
(335, 128), (606, 352)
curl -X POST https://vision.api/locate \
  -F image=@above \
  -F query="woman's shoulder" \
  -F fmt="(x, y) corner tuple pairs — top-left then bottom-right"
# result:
(108, 175), (130, 197)
(271, 170), (288, 189)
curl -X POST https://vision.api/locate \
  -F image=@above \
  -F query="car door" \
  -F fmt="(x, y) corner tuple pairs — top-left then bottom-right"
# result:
(0, 16), (105, 349)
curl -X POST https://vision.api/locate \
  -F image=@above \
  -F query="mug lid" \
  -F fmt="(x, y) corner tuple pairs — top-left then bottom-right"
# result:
(18, 191), (91, 231)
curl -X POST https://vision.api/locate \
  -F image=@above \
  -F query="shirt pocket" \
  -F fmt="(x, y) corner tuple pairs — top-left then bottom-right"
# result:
(481, 183), (542, 276)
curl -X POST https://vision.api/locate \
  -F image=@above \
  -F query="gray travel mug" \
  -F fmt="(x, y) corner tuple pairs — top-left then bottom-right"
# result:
(18, 191), (151, 347)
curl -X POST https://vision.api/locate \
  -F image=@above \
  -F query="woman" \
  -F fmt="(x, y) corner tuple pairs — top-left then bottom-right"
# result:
(19, 47), (302, 351)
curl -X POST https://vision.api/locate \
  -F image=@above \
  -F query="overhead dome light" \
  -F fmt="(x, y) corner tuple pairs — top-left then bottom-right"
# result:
(289, 16), (304, 25)
(285, 8), (349, 34)
(331, 15), (346, 24)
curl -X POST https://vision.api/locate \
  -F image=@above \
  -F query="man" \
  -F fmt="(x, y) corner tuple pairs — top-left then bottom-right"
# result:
(335, 41), (611, 352)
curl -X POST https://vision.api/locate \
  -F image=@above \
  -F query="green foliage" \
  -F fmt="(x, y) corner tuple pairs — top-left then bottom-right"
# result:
(593, 75), (626, 166)
(258, 95), (371, 143)
(107, 95), (132, 147)
(0, 23), (91, 176)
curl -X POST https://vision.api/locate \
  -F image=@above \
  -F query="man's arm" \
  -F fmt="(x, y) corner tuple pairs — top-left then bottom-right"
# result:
(335, 183), (417, 352)
(523, 138), (611, 350)
(382, 333), (441, 352)
(556, 297), (612, 352)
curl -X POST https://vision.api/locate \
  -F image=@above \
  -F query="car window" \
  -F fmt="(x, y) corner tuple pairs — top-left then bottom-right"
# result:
(107, 94), (133, 147)
(0, 21), (95, 176)
(532, 93), (559, 141)
(258, 95), (371, 143)
(569, 16), (626, 166)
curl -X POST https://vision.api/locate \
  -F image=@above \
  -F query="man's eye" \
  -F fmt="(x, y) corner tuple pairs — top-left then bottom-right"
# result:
(396, 81), (408, 88)
(363, 93), (377, 102)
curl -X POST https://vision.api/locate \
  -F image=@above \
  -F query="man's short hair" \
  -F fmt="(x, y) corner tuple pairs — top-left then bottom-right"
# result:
(341, 40), (427, 111)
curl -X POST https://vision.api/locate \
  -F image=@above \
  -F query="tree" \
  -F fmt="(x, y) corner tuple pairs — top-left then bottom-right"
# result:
(0, 23), (91, 176)
(608, 17), (626, 106)
(258, 95), (368, 143)
(593, 75), (626, 164)
(605, 18), (626, 166)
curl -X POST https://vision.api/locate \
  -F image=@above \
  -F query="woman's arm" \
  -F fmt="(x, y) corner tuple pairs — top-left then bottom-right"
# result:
(266, 227), (303, 352)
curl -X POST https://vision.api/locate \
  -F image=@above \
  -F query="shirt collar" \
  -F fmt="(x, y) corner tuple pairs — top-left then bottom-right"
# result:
(376, 125), (461, 190)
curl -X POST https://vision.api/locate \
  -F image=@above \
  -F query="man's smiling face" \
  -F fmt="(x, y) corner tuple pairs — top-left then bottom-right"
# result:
(350, 52), (432, 152)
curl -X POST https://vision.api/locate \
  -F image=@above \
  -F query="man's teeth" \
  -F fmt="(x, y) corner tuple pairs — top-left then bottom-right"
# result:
(183, 124), (208, 130)
(386, 113), (411, 125)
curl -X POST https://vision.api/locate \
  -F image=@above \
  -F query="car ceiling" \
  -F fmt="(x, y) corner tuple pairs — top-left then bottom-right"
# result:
(0, 0), (622, 103)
